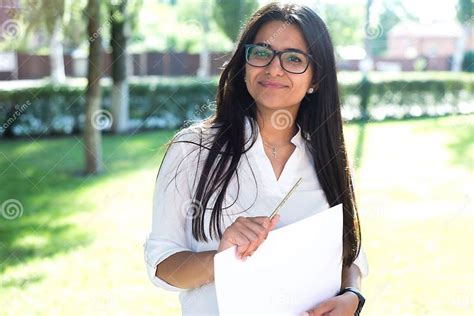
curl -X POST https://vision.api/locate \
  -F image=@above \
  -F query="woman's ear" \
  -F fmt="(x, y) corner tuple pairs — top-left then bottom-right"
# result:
(307, 82), (319, 94)
(312, 81), (320, 91)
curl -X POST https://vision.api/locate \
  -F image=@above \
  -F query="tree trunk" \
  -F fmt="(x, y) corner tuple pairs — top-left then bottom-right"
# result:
(110, 0), (129, 134)
(197, 0), (210, 78)
(451, 24), (469, 71)
(84, 0), (103, 174)
(360, 0), (374, 72)
(49, 16), (66, 83)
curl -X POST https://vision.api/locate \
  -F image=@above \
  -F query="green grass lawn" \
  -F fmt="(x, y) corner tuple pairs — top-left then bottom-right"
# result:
(0, 114), (473, 316)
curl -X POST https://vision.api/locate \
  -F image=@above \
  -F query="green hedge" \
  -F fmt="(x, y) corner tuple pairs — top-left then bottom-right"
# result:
(462, 51), (474, 72)
(0, 77), (217, 137)
(0, 73), (473, 137)
(340, 73), (473, 120)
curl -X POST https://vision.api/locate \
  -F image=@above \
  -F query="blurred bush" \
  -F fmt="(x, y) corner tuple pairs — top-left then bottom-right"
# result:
(0, 77), (217, 137)
(340, 72), (473, 121)
(462, 51), (474, 72)
(0, 73), (473, 137)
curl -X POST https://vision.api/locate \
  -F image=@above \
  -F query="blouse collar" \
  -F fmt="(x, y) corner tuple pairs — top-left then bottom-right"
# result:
(244, 115), (307, 150)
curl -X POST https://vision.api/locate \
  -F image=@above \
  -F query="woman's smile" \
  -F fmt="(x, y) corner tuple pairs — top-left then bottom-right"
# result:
(258, 80), (289, 89)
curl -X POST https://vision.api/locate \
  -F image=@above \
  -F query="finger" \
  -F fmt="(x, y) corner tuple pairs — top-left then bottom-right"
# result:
(242, 214), (281, 257)
(245, 214), (281, 256)
(248, 216), (272, 229)
(233, 224), (260, 259)
(234, 215), (280, 259)
(305, 310), (317, 316)
(240, 220), (270, 257)
(237, 215), (278, 229)
(310, 301), (334, 316)
(230, 218), (259, 259)
(243, 217), (268, 237)
(269, 214), (280, 229)
(228, 229), (252, 259)
(306, 308), (326, 316)
(257, 214), (279, 244)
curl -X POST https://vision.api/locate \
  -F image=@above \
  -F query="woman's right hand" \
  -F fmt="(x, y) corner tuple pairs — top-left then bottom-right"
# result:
(217, 214), (280, 261)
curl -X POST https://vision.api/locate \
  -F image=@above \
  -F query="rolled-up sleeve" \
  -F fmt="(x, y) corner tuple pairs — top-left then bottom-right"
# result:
(143, 130), (197, 292)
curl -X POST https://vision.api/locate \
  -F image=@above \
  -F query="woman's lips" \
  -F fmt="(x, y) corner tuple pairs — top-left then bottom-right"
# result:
(258, 81), (288, 89)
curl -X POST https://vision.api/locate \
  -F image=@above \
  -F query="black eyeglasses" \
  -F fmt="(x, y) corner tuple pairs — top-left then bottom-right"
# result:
(244, 44), (312, 74)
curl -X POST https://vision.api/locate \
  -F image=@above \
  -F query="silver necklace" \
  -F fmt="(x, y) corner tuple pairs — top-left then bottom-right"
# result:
(262, 141), (292, 159)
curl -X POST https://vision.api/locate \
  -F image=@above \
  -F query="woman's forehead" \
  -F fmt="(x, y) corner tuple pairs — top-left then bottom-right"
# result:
(253, 20), (308, 52)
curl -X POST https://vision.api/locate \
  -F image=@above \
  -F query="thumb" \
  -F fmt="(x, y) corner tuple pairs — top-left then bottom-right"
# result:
(309, 300), (333, 315)
(270, 214), (280, 229)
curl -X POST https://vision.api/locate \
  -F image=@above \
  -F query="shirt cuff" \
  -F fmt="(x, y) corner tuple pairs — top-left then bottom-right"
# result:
(143, 239), (190, 292)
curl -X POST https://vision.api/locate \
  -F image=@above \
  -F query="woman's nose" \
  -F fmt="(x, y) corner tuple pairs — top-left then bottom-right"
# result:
(265, 55), (285, 76)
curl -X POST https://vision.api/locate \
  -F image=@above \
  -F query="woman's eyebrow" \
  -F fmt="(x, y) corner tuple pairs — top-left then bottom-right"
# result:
(254, 42), (308, 54)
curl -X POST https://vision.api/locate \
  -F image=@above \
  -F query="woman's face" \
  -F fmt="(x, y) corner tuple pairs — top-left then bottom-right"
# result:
(244, 20), (314, 115)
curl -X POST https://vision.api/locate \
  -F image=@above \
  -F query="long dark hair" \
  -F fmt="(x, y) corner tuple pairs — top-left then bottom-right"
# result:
(164, 2), (361, 269)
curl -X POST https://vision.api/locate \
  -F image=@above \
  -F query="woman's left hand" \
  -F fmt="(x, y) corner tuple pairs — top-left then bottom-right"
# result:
(303, 292), (359, 316)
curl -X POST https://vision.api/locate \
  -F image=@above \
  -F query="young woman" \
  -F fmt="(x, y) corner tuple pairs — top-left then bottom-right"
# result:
(144, 2), (369, 315)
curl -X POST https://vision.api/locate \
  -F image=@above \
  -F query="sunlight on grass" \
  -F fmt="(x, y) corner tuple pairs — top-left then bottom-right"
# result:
(0, 115), (473, 315)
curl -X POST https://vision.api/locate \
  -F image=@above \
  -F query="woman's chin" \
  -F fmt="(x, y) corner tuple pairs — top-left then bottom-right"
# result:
(256, 99), (297, 111)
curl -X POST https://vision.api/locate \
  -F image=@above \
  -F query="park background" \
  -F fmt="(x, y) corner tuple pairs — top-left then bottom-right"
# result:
(0, 0), (473, 315)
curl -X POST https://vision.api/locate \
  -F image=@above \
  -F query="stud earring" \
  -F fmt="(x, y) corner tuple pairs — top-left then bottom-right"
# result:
(307, 87), (314, 94)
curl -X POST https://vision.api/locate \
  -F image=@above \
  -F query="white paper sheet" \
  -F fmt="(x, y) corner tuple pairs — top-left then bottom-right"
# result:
(214, 203), (343, 316)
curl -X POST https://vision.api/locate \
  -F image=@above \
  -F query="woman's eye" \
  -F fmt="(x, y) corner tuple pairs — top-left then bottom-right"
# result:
(286, 55), (302, 63)
(254, 50), (270, 58)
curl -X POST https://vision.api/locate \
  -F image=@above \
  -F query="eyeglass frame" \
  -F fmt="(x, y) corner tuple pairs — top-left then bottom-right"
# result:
(244, 44), (313, 74)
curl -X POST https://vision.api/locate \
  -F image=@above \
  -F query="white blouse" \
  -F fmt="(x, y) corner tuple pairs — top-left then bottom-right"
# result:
(144, 116), (369, 315)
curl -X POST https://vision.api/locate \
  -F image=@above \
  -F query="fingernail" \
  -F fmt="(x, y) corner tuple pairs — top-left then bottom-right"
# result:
(301, 312), (309, 316)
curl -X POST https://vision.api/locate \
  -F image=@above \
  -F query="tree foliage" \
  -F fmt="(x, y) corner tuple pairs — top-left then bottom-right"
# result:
(213, 0), (258, 42)
(323, 3), (365, 47)
(457, 0), (473, 23)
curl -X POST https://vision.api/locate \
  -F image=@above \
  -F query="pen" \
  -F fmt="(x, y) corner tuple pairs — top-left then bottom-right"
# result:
(269, 177), (303, 220)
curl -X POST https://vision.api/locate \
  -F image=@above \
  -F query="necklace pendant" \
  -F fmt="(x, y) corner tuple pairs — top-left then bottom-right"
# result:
(272, 147), (276, 158)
